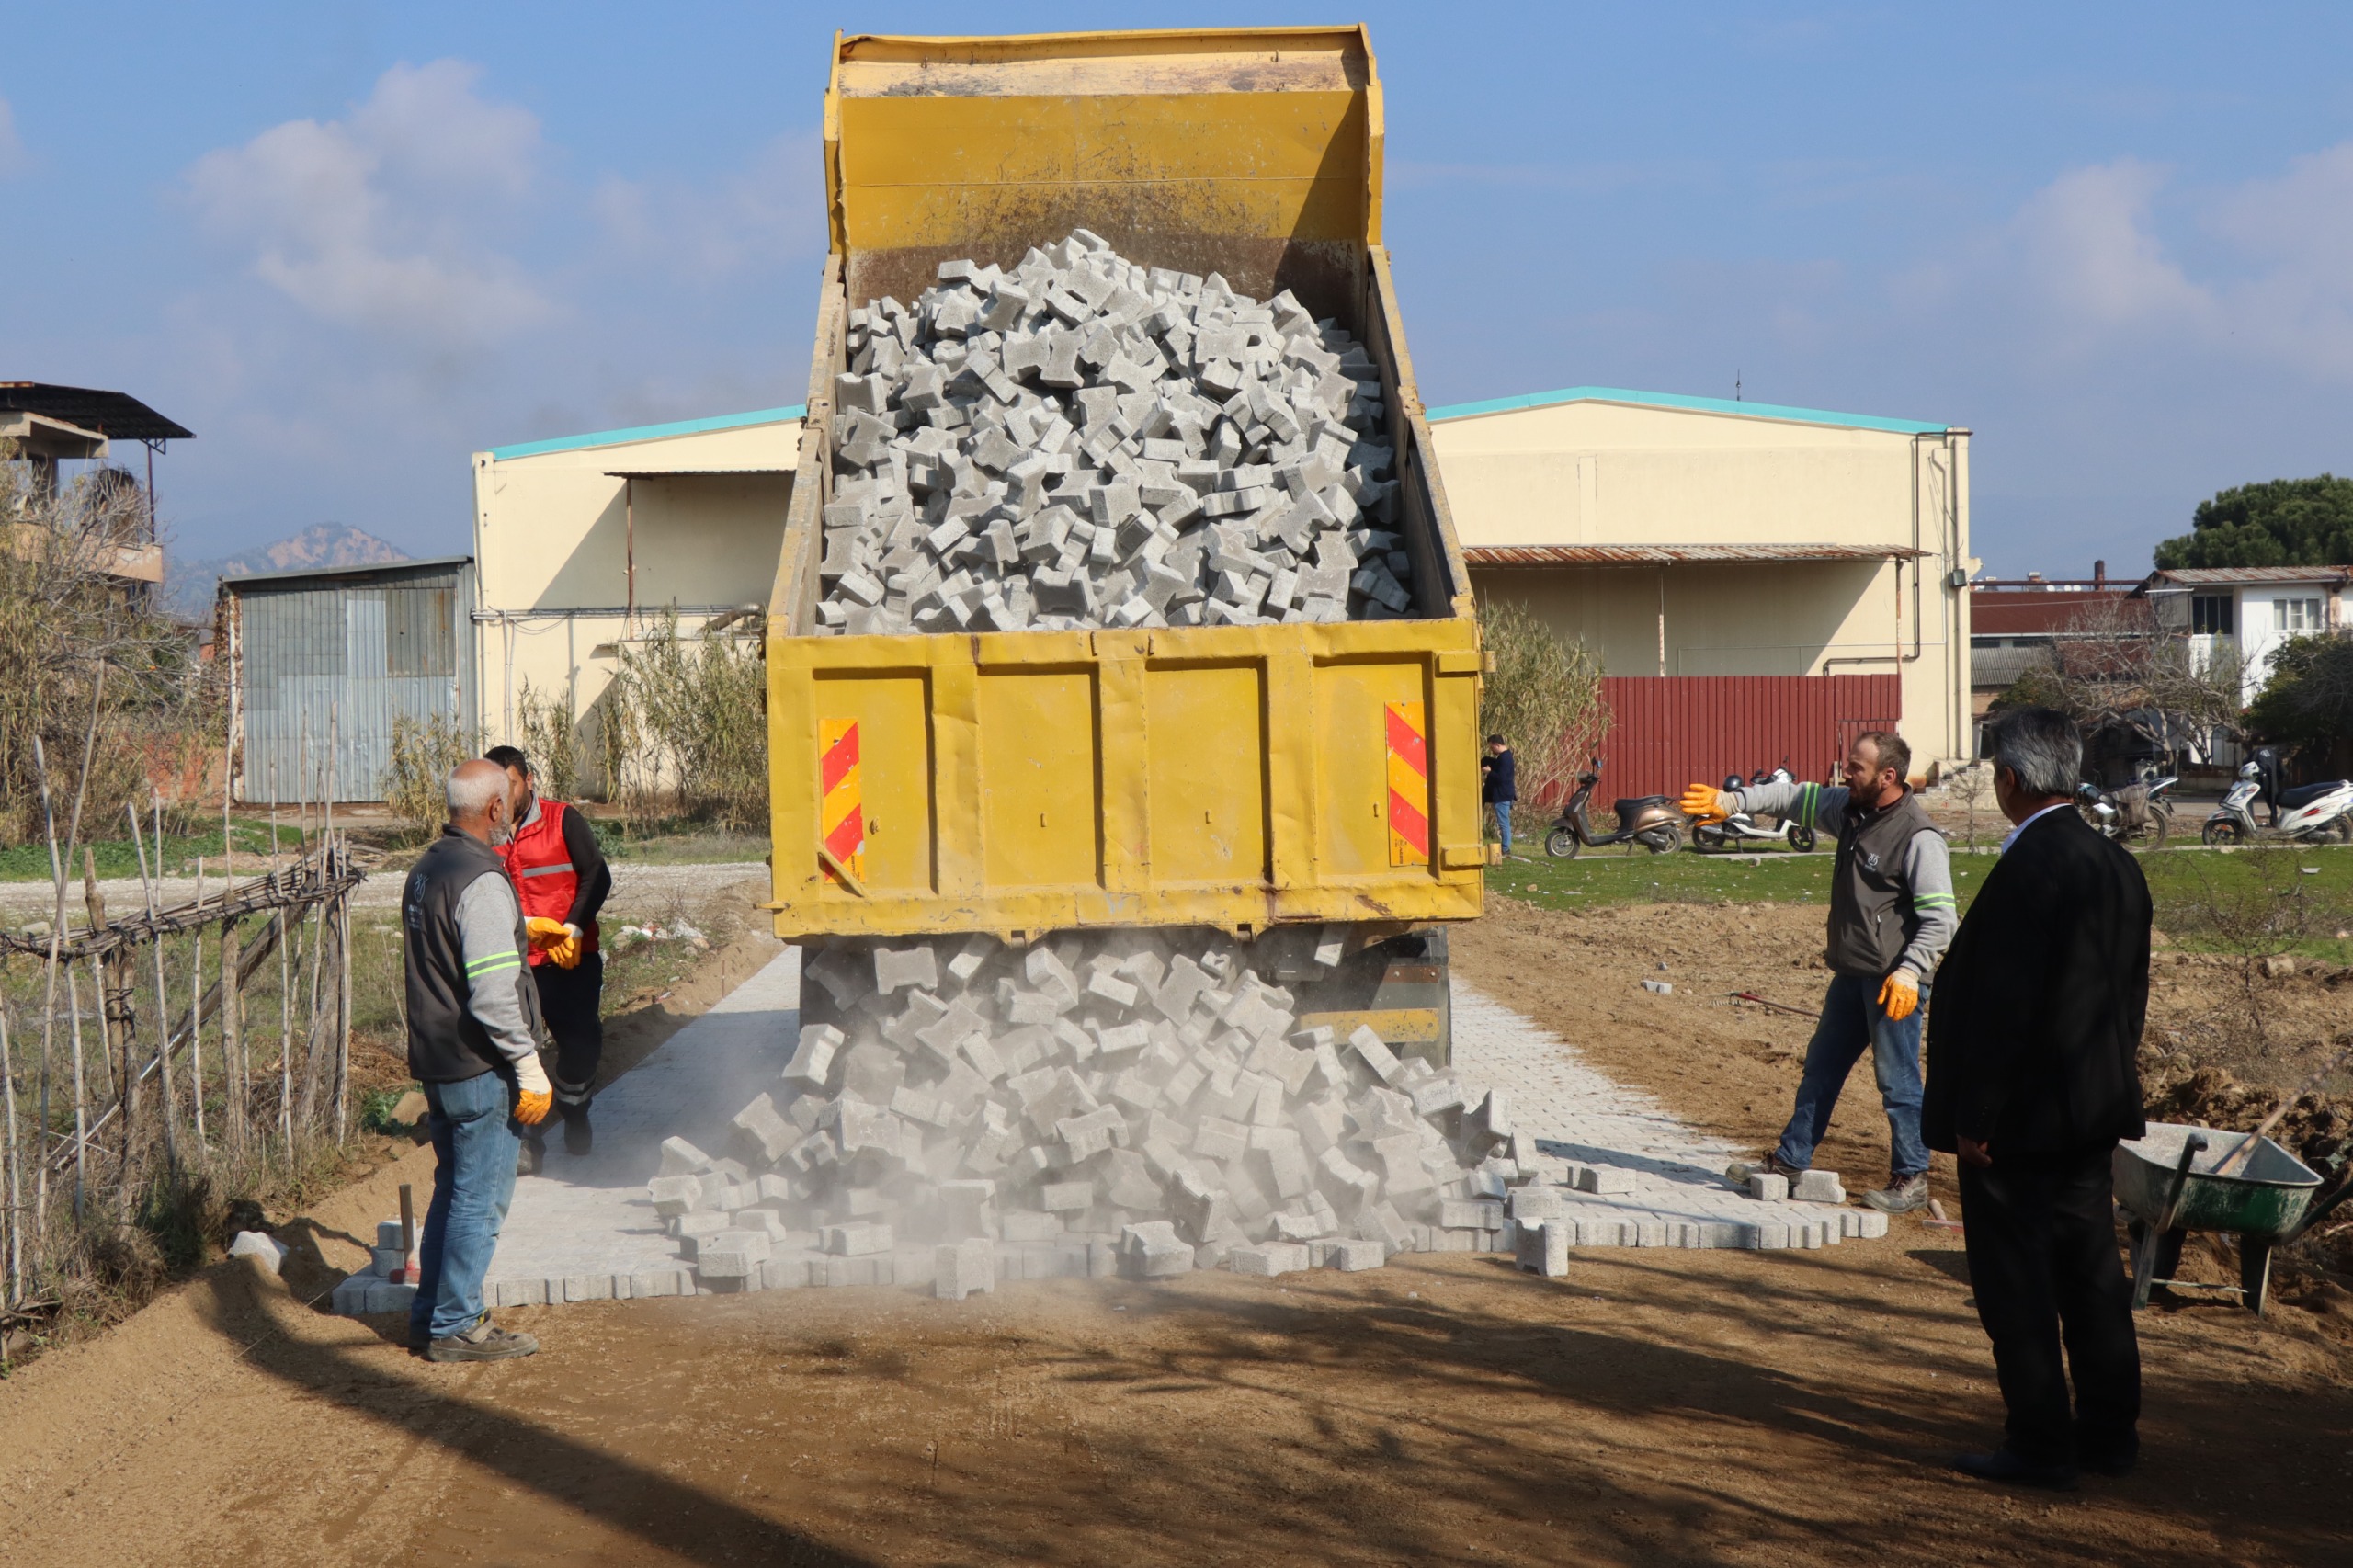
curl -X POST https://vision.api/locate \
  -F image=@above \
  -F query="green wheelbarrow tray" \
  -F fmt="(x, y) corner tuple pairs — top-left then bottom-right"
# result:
(2115, 1121), (2331, 1316)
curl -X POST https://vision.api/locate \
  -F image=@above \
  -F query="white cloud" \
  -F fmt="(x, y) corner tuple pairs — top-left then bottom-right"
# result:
(0, 97), (26, 176)
(590, 132), (825, 281)
(2013, 159), (2209, 329)
(184, 61), (551, 346)
(2000, 147), (2353, 378)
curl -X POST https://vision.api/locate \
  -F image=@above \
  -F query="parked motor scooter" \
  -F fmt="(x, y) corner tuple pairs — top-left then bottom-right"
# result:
(1544, 758), (1685, 858)
(2075, 775), (2177, 851)
(2202, 761), (2353, 846)
(1692, 763), (1818, 853)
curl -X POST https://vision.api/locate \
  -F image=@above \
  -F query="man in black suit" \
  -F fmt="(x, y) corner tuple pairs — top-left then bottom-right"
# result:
(1923, 706), (2151, 1489)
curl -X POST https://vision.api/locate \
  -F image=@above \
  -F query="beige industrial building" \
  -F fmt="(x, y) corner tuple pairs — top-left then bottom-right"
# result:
(1427, 386), (1975, 767)
(470, 405), (802, 754)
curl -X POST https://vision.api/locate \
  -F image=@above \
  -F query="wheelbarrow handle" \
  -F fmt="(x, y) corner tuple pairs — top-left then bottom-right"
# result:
(2159, 1133), (2208, 1233)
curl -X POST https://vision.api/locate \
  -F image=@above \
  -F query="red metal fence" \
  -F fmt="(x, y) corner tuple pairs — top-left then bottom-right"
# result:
(1581, 676), (1904, 803)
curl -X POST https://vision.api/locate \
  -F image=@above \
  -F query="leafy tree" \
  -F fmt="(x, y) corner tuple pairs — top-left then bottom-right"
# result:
(2154, 475), (2353, 569)
(2244, 633), (2353, 752)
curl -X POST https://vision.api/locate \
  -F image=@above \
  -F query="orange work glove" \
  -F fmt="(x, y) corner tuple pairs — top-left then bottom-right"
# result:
(1678, 783), (1733, 823)
(513, 1050), (553, 1127)
(1876, 969), (1920, 1021)
(527, 915), (584, 970)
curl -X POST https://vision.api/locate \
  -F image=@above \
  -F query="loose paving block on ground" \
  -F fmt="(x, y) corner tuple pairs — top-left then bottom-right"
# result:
(330, 950), (1888, 1314)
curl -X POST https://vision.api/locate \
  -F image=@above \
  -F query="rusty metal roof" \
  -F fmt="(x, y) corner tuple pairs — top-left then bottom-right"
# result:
(2138, 566), (2353, 588)
(1461, 543), (1927, 568)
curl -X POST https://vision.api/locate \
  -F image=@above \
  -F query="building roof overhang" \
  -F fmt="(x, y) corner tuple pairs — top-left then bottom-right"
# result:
(1462, 543), (1927, 568)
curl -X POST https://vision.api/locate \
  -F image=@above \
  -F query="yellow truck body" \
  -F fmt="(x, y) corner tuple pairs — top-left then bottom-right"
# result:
(767, 26), (1483, 943)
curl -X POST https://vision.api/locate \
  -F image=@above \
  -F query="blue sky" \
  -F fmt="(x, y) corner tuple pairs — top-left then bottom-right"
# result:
(6, 4), (2350, 577)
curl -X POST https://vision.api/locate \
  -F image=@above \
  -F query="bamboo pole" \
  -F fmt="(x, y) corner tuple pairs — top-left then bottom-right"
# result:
(65, 965), (87, 1220)
(328, 705), (348, 1142)
(269, 761), (290, 1149)
(3, 1005), (22, 1310)
(189, 856), (206, 1147)
(220, 917), (244, 1155)
(30, 735), (71, 1247)
(131, 799), (178, 1171)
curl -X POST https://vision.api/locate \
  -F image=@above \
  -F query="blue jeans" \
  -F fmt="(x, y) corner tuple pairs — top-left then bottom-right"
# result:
(1774, 971), (1930, 1181)
(1492, 801), (1514, 856)
(410, 1068), (522, 1344)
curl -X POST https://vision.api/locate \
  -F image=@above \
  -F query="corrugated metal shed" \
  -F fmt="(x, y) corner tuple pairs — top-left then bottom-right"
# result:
(222, 556), (475, 803)
(1587, 676), (1904, 804)
(1465, 543), (1925, 567)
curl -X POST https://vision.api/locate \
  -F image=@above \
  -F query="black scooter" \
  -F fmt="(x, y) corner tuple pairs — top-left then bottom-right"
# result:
(1543, 757), (1684, 858)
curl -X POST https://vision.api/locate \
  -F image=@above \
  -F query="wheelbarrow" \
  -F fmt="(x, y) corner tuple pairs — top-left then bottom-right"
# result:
(2115, 1121), (2346, 1315)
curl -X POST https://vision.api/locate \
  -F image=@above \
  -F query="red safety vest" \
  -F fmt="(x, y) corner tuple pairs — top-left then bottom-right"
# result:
(501, 799), (598, 966)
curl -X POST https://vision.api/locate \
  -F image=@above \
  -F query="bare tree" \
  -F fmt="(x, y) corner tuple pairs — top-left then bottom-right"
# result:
(2048, 597), (2245, 759)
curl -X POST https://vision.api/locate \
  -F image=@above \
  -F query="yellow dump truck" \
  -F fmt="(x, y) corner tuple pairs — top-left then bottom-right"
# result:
(766, 26), (1483, 1054)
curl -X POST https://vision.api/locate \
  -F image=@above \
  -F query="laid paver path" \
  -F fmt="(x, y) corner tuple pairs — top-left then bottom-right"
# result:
(336, 950), (1883, 1312)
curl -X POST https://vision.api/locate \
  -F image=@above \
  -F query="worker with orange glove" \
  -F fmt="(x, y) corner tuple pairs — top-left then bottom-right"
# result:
(488, 744), (612, 1170)
(1687, 730), (1957, 1214)
(401, 757), (554, 1363)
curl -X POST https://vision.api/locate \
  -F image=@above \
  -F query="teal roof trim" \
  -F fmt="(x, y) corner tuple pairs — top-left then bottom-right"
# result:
(1424, 385), (1949, 436)
(486, 404), (807, 461)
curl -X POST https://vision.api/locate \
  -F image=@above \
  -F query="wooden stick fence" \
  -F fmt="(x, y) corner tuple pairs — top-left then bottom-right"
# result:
(0, 834), (364, 1335)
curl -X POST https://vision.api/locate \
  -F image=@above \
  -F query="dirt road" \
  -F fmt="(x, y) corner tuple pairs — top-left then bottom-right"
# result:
(1, 894), (2346, 1566)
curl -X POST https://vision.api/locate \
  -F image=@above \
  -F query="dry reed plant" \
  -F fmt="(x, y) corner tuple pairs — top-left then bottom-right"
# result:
(1475, 597), (1610, 809)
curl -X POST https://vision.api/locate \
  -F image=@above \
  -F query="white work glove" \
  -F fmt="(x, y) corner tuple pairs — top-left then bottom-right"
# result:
(513, 1050), (553, 1126)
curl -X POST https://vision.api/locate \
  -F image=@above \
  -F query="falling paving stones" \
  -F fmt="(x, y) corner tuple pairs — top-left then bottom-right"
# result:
(642, 926), (1549, 1297)
(816, 229), (1414, 636)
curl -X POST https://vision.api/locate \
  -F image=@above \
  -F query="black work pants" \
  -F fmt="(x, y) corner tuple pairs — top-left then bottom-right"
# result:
(530, 951), (604, 1112)
(1958, 1145), (2140, 1465)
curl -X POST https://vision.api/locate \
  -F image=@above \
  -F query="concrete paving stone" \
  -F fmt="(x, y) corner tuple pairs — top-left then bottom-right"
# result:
(478, 954), (1903, 1314)
(563, 1274), (614, 1303)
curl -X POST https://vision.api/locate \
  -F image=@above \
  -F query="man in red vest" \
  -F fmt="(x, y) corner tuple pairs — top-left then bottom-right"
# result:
(485, 745), (612, 1172)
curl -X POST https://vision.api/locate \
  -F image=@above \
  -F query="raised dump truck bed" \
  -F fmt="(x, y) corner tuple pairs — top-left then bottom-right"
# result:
(766, 26), (1483, 943)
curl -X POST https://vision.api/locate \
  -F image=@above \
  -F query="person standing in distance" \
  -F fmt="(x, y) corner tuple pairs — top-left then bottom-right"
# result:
(404, 758), (552, 1362)
(1682, 731), (1958, 1213)
(1482, 734), (1518, 859)
(485, 744), (612, 1170)
(1925, 706), (2149, 1488)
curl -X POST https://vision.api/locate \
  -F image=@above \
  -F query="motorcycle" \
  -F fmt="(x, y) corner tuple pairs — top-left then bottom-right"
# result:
(2075, 775), (2177, 852)
(1544, 757), (1685, 858)
(1692, 763), (1817, 854)
(2202, 760), (2353, 846)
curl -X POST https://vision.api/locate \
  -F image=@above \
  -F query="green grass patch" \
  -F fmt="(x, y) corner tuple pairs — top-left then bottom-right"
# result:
(0, 823), (306, 883)
(1486, 841), (2353, 963)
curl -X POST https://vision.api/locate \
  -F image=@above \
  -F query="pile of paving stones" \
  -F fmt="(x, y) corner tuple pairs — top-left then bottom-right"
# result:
(646, 926), (1554, 1298)
(815, 229), (1414, 635)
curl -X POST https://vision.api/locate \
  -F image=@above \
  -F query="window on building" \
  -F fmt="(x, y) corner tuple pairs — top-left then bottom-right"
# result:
(2274, 597), (2324, 634)
(2190, 594), (2234, 635)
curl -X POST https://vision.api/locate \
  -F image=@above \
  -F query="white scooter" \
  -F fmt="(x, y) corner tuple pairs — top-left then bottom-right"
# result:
(2201, 760), (2353, 846)
(1691, 764), (1818, 853)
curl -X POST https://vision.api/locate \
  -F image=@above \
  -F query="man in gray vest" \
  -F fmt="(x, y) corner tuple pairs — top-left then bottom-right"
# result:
(404, 757), (554, 1362)
(1683, 730), (1959, 1213)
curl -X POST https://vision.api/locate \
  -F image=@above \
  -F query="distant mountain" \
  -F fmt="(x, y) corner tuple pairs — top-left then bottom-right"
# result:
(165, 525), (409, 619)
